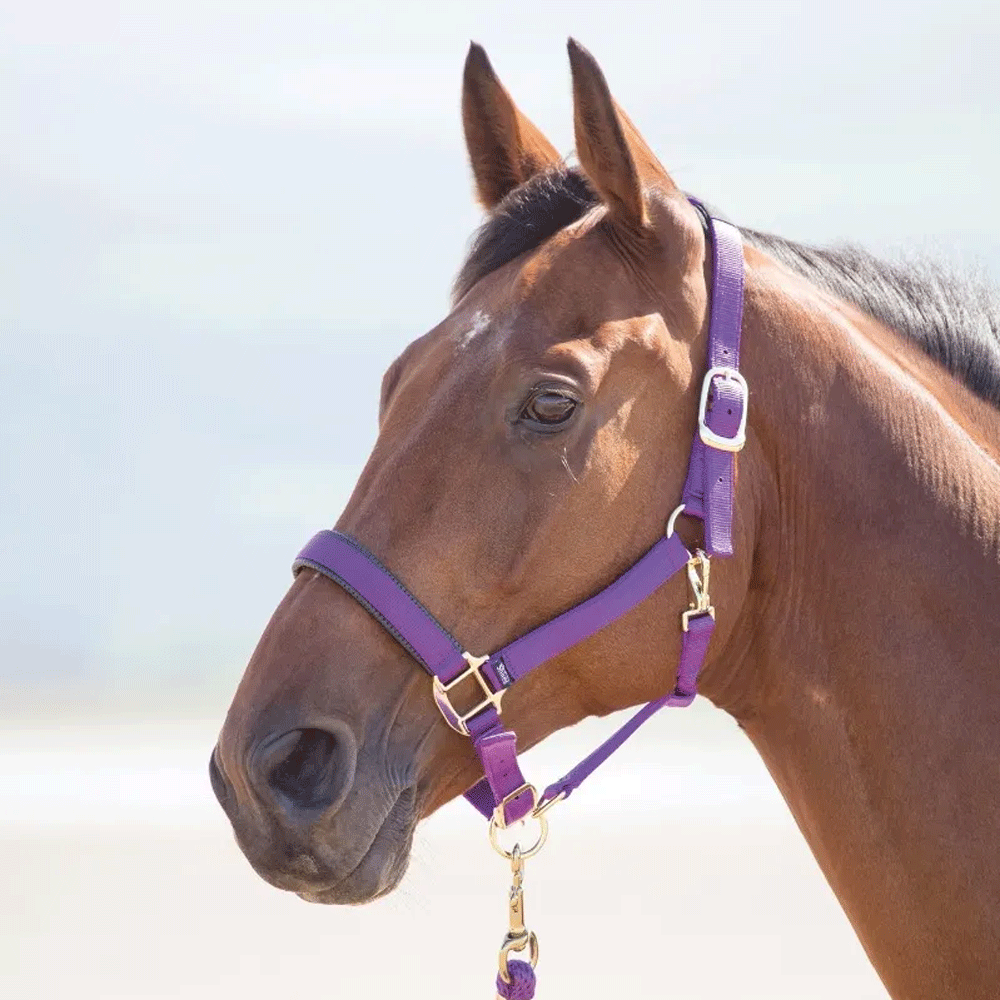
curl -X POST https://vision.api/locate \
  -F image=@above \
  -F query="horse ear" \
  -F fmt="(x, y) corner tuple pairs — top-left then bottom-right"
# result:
(462, 42), (562, 209)
(567, 38), (676, 229)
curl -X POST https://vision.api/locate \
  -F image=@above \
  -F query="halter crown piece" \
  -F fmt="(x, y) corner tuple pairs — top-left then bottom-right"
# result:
(292, 201), (746, 998)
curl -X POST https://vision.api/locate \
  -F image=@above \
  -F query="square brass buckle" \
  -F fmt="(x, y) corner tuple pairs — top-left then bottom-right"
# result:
(432, 651), (505, 736)
(491, 782), (537, 831)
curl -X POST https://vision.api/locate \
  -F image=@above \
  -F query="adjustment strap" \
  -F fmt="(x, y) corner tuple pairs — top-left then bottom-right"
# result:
(475, 730), (534, 826)
(675, 610), (714, 697)
(462, 711), (532, 823)
(481, 532), (692, 690)
(681, 211), (746, 557)
(464, 774), (500, 819)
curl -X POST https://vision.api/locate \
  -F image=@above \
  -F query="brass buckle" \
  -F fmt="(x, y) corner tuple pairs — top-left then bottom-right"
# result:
(681, 550), (716, 631)
(532, 789), (565, 818)
(490, 782), (537, 831)
(698, 366), (748, 453)
(431, 651), (504, 737)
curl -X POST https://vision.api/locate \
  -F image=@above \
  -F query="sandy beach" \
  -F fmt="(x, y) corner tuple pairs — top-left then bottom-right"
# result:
(1, 700), (888, 999)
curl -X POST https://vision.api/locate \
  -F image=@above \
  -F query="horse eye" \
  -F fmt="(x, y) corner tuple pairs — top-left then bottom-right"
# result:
(520, 391), (579, 430)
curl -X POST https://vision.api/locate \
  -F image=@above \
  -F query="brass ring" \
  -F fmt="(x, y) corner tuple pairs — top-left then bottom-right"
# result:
(489, 811), (549, 860)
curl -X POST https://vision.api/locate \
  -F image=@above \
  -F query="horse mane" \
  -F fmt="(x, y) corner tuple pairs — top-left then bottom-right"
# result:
(454, 165), (1000, 410)
(740, 229), (1000, 409)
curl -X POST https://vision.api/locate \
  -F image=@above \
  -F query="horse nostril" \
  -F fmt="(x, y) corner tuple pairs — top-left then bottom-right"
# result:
(258, 726), (357, 816)
(209, 745), (231, 808)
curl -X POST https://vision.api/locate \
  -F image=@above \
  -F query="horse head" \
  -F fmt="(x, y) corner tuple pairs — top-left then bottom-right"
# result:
(210, 40), (757, 905)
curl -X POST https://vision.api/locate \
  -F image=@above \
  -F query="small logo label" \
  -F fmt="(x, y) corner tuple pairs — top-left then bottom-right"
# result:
(494, 658), (512, 686)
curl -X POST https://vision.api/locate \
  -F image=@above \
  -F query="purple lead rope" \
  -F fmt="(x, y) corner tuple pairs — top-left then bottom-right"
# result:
(291, 203), (746, 998)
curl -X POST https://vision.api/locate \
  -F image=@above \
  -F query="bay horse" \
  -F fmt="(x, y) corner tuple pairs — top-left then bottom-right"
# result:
(210, 40), (1000, 999)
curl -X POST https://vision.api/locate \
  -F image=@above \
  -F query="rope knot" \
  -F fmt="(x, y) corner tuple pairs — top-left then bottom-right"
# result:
(496, 958), (536, 1000)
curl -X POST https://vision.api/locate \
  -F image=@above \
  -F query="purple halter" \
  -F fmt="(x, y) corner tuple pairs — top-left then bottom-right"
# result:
(292, 202), (746, 831)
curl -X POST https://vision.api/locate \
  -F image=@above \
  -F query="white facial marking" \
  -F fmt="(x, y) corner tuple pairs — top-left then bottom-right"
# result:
(457, 310), (491, 349)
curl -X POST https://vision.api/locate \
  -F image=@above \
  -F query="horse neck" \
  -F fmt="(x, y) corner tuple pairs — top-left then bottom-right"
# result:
(723, 249), (1000, 998)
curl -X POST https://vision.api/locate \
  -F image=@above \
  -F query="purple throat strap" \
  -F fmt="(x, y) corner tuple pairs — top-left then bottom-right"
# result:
(292, 204), (746, 828)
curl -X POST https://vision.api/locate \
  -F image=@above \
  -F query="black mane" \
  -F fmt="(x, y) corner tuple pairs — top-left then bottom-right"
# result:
(454, 166), (1000, 410)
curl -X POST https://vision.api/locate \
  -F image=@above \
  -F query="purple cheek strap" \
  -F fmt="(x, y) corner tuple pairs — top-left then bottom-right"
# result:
(292, 204), (745, 830)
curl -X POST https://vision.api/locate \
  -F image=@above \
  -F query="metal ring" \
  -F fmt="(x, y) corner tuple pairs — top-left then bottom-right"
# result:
(489, 811), (549, 861)
(666, 503), (686, 538)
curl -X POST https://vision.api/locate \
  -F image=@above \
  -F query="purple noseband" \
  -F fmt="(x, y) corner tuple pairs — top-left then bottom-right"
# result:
(293, 201), (746, 828)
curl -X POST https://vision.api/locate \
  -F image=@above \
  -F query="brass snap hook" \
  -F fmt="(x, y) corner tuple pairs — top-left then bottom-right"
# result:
(498, 930), (539, 984)
(497, 846), (540, 984)
(682, 549), (716, 631)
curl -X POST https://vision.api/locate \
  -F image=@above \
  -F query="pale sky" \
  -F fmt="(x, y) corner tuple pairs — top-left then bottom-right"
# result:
(3, 0), (998, 697)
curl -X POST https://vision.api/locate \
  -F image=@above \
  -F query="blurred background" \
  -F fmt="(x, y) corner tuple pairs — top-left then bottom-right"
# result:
(3, 1), (997, 997)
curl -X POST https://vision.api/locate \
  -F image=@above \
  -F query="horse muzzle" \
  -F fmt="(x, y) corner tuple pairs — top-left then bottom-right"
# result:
(209, 725), (418, 904)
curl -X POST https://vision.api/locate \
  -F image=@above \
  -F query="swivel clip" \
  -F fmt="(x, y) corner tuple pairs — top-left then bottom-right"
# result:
(682, 549), (715, 632)
(498, 846), (540, 984)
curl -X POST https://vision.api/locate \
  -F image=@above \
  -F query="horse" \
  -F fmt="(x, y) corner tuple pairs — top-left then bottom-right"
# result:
(210, 39), (1000, 999)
